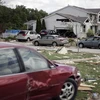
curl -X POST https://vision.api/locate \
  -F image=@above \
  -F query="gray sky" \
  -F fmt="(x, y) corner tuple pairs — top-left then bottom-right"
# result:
(3, 0), (100, 13)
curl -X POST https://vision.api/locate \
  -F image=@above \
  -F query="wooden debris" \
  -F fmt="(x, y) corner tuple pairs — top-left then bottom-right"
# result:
(80, 83), (95, 88)
(78, 83), (95, 91)
(78, 87), (92, 91)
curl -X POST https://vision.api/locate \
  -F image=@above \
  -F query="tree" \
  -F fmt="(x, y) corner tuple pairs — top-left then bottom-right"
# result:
(0, 4), (48, 32)
(36, 18), (41, 33)
(41, 19), (46, 30)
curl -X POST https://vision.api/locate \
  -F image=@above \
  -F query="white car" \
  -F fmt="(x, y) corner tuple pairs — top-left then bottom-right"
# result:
(16, 30), (41, 41)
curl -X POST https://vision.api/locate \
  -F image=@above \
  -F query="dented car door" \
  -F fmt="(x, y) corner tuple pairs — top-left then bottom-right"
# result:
(17, 47), (53, 100)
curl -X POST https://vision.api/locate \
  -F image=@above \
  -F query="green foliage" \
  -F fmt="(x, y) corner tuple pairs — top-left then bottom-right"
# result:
(41, 19), (46, 30)
(86, 29), (94, 37)
(68, 38), (75, 46)
(4, 36), (16, 41)
(0, 5), (48, 32)
(20, 25), (27, 30)
(36, 18), (42, 33)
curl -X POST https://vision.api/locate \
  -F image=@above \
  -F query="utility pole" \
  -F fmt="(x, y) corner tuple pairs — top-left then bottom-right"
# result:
(76, 23), (79, 53)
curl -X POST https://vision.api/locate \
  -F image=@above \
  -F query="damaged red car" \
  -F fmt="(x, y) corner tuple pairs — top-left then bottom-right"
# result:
(0, 42), (81, 100)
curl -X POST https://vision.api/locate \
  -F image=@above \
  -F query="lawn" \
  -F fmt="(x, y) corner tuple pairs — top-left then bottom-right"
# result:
(41, 50), (97, 60)
(40, 50), (100, 99)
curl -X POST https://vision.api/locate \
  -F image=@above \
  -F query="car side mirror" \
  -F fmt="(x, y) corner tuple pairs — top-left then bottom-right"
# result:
(85, 39), (87, 41)
(50, 65), (55, 68)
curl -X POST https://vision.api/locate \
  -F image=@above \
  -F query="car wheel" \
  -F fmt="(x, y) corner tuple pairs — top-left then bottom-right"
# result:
(37, 36), (41, 39)
(79, 43), (84, 48)
(27, 38), (30, 42)
(59, 78), (77, 100)
(98, 44), (100, 49)
(34, 41), (39, 46)
(52, 42), (57, 46)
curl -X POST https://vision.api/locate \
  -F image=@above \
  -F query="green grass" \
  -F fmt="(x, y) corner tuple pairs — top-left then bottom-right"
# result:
(41, 50), (97, 60)
(75, 61), (100, 99)
(40, 50), (100, 99)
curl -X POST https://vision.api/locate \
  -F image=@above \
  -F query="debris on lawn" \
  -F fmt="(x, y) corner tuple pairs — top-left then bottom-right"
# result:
(54, 60), (75, 64)
(84, 75), (97, 83)
(55, 56), (61, 59)
(78, 86), (92, 91)
(48, 52), (53, 55)
(80, 83), (95, 88)
(78, 83), (95, 91)
(56, 47), (68, 54)
(92, 93), (100, 100)
(93, 82), (98, 85)
(62, 56), (69, 59)
(88, 79), (97, 83)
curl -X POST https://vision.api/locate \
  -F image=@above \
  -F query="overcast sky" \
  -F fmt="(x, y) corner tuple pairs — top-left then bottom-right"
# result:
(3, 0), (100, 13)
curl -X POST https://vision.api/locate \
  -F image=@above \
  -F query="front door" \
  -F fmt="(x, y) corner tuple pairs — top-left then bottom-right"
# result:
(0, 48), (28, 100)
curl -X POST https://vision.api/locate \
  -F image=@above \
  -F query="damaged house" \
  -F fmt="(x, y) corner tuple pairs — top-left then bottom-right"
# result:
(25, 5), (100, 38)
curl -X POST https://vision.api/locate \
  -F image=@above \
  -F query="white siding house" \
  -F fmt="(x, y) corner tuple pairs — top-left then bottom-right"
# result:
(25, 5), (100, 38)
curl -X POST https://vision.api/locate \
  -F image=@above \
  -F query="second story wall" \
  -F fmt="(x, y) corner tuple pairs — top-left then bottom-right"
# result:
(51, 6), (88, 17)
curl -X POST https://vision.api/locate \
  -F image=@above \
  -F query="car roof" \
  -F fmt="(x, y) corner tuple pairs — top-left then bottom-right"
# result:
(0, 42), (28, 49)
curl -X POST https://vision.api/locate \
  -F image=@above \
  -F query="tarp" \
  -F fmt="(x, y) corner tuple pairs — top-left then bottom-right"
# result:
(2, 30), (20, 38)
(5, 30), (20, 34)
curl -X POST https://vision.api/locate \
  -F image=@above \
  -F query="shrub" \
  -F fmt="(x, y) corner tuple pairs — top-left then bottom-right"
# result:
(68, 38), (75, 46)
(86, 29), (94, 37)
(4, 36), (16, 41)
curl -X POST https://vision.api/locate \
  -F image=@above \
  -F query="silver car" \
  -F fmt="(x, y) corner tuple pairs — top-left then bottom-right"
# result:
(78, 36), (100, 49)
(32, 35), (68, 46)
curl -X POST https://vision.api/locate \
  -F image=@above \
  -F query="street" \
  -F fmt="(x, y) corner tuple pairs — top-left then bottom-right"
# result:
(13, 41), (100, 54)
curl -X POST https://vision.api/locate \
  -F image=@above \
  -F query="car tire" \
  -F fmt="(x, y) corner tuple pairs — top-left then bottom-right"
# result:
(27, 38), (30, 42)
(98, 44), (100, 49)
(16, 39), (19, 42)
(79, 43), (84, 48)
(34, 41), (39, 46)
(37, 36), (41, 39)
(58, 78), (77, 100)
(52, 42), (57, 46)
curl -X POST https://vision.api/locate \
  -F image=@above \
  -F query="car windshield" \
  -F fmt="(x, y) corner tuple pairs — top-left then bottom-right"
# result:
(19, 31), (27, 34)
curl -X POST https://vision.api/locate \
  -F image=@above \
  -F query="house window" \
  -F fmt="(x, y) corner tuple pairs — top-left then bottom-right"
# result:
(56, 19), (70, 22)
(86, 19), (89, 23)
(90, 14), (92, 21)
(90, 26), (93, 30)
(99, 15), (100, 22)
(83, 25), (86, 32)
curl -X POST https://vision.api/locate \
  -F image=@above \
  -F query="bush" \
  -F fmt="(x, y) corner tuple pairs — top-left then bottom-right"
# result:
(68, 38), (75, 46)
(4, 36), (16, 41)
(86, 29), (94, 37)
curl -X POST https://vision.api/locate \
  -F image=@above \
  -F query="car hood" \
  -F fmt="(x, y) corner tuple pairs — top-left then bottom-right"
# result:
(51, 60), (77, 73)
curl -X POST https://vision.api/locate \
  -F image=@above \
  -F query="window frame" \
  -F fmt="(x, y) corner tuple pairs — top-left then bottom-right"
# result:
(0, 47), (24, 76)
(16, 47), (52, 72)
